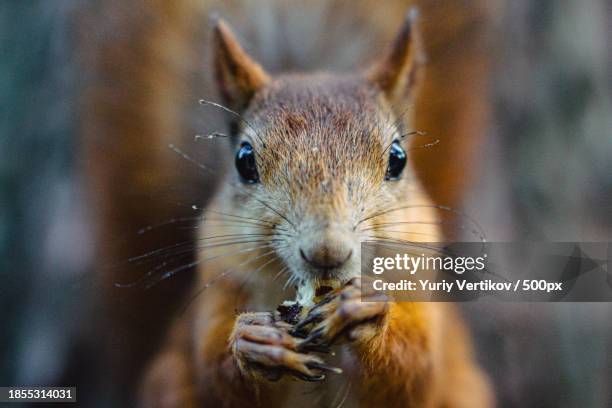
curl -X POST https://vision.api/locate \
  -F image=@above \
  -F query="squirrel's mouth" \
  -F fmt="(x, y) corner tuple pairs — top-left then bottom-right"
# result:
(297, 248), (356, 283)
(295, 277), (344, 308)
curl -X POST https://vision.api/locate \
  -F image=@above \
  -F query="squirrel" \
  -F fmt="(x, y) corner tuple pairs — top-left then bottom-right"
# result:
(137, 7), (493, 408)
(80, 0), (494, 406)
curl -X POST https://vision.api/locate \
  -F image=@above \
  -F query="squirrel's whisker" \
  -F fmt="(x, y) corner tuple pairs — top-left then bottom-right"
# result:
(361, 220), (485, 242)
(184, 247), (285, 313)
(167, 145), (269, 210)
(194, 132), (229, 141)
(168, 140), (311, 234)
(127, 232), (281, 265)
(187, 226), (295, 239)
(194, 232), (288, 241)
(168, 143), (215, 176)
(137, 210), (288, 236)
(272, 265), (290, 282)
(409, 138), (439, 151)
(198, 99), (267, 148)
(251, 196), (297, 230)
(127, 240), (199, 264)
(234, 253), (284, 307)
(360, 221), (439, 231)
(360, 239), (448, 257)
(380, 130), (424, 158)
(118, 240), (280, 289)
(138, 216), (203, 235)
(142, 243), (279, 290)
(357, 204), (487, 242)
(202, 208), (283, 228)
(363, 230), (440, 240)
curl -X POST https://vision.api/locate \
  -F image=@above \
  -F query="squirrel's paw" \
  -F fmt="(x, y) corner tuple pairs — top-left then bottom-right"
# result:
(230, 312), (341, 382)
(294, 277), (389, 349)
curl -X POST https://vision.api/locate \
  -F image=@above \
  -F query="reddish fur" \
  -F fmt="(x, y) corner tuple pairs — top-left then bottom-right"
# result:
(213, 19), (270, 111)
(81, 0), (494, 406)
(138, 11), (493, 407)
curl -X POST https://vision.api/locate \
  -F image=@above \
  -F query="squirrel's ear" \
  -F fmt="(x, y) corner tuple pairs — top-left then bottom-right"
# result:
(366, 7), (424, 102)
(212, 18), (270, 112)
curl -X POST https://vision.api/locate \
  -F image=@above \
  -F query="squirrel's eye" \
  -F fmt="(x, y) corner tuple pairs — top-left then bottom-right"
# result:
(385, 140), (407, 181)
(235, 141), (259, 183)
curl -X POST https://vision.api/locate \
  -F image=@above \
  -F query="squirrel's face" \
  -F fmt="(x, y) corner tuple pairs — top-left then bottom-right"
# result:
(229, 76), (413, 283)
(211, 12), (424, 285)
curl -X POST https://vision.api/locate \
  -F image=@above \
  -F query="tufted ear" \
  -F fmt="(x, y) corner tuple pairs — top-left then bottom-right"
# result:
(212, 17), (270, 112)
(366, 7), (424, 104)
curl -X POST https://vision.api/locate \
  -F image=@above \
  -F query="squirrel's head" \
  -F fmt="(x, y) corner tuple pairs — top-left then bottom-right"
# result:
(210, 9), (430, 287)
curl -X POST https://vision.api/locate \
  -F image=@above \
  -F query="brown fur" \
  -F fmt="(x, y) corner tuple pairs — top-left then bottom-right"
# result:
(80, 0), (494, 406)
(138, 12), (492, 408)
(213, 19), (270, 111)
(78, 1), (207, 402)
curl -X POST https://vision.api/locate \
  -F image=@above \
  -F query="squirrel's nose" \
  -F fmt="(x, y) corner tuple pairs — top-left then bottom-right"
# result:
(300, 242), (353, 270)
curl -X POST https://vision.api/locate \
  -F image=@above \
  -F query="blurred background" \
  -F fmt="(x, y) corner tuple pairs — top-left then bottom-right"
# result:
(1, 0), (611, 407)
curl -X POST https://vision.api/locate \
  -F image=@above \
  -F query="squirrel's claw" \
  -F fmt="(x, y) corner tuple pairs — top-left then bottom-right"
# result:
(230, 312), (340, 382)
(296, 278), (390, 349)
